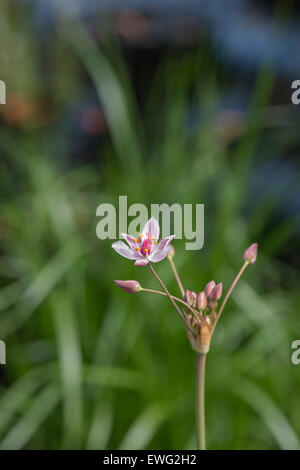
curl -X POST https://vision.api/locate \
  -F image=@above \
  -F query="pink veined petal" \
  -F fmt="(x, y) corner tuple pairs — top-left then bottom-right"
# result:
(112, 241), (139, 260)
(149, 247), (170, 263)
(154, 235), (175, 253)
(142, 217), (160, 240)
(121, 233), (136, 249)
(135, 258), (149, 266)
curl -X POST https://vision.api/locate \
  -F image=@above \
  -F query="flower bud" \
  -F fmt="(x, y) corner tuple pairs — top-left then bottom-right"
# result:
(114, 280), (141, 294)
(205, 280), (216, 297)
(196, 291), (207, 311)
(211, 282), (223, 300)
(184, 290), (197, 307)
(167, 244), (175, 258)
(243, 243), (258, 264)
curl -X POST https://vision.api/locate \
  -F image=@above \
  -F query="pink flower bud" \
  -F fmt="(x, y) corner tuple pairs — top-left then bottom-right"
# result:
(205, 280), (216, 297)
(196, 291), (207, 310)
(114, 280), (141, 294)
(243, 243), (258, 264)
(211, 283), (223, 300)
(184, 290), (197, 307)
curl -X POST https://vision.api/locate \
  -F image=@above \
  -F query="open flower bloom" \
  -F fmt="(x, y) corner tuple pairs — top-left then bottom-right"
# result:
(112, 217), (175, 266)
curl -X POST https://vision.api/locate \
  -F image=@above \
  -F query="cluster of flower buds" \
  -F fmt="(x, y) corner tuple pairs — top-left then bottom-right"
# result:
(184, 281), (223, 316)
(184, 280), (223, 354)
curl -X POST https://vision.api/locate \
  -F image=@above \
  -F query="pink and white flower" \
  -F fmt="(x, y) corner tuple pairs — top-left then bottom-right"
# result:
(112, 217), (175, 266)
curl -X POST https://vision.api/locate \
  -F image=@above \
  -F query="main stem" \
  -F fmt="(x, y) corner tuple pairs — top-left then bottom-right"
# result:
(195, 353), (206, 450)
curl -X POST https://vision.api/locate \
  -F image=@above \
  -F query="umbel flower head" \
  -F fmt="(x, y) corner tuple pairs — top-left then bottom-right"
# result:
(113, 218), (258, 354)
(112, 217), (175, 266)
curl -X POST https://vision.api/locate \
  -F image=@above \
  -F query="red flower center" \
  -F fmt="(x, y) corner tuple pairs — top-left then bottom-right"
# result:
(140, 235), (152, 257)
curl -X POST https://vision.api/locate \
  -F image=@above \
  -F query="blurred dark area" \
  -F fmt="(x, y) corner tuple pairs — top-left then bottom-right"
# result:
(3, 0), (299, 263)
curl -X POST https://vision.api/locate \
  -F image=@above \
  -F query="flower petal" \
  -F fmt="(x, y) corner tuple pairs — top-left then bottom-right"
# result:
(155, 235), (175, 252)
(121, 233), (136, 249)
(149, 247), (170, 263)
(135, 258), (149, 266)
(142, 217), (160, 240)
(112, 241), (139, 260)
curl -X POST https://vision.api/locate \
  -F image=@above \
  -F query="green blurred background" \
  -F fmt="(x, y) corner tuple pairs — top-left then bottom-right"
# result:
(0, 0), (300, 450)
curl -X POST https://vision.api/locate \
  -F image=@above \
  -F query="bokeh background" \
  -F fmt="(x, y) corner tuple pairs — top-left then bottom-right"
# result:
(0, 0), (300, 450)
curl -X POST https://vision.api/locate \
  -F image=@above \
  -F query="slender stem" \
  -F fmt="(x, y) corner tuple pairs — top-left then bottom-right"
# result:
(148, 263), (187, 323)
(195, 353), (206, 450)
(167, 256), (185, 298)
(212, 260), (249, 334)
(141, 287), (198, 317)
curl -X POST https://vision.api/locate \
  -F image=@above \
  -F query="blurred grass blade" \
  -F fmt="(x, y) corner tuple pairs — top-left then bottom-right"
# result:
(53, 291), (83, 449)
(0, 367), (51, 437)
(0, 240), (87, 337)
(119, 403), (172, 450)
(0, 384), (60, 450)
(86, 402), (113, 450)
(83, 365), (145, 391)
(61, 21), (144, 180)
(0, 281), (23, 312)
(230, 378), (300, 450)
(233, 281), (290, 357)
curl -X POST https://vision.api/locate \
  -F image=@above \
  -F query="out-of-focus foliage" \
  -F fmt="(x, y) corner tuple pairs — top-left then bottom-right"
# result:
(0, 1), (300, 450)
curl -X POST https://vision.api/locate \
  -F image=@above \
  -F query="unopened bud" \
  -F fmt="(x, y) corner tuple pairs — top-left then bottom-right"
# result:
(196, 291), (207, 311)
(205, 280), (216, 297)
(114, 280), (141, 294)
(243, 243), (258, 264)
(211, 282), (223, 300)
(184, 290), (197, 307)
